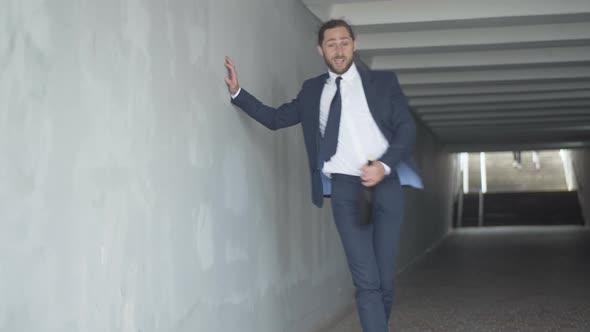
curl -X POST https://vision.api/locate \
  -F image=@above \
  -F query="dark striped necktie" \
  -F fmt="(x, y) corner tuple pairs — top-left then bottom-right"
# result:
(319, 76), (342, 163)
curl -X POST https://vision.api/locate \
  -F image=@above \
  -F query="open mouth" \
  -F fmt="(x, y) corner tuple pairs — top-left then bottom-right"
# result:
(334, 58), (346, 66)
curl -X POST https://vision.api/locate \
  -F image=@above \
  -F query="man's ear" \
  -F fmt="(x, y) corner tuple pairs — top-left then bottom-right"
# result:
(317, 45), (324, 57)
(353, 39), (357, 52)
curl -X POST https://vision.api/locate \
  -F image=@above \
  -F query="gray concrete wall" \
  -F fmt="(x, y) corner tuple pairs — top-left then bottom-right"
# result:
(398, 124), (459, 270)
(571, 149), (590, 226)
(0, 1), (350, 331)
(0, 1), (457, 331)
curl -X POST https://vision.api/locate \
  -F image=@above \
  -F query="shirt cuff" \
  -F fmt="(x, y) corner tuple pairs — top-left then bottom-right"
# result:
(231, 88), (241, 99)
(379, 161), (391, 175)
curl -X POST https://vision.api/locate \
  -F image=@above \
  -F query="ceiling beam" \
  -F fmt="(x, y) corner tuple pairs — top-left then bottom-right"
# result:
(330, 0), (590, 28)
(401, 77), (590, 89)
(433, 124), (590, 134)
(300, 0), (590, 148)
(422, 108), (590, 121)
(444, 140), (590, 152)
(356, 22), (590, 54)
(403, 81), (590, 97)
(370, 46), (590, 71)
(428, 116), (590, 127)
(416, 99), (590, 113)
(397, 66), (590, 85)
(410, 90), (590, 106)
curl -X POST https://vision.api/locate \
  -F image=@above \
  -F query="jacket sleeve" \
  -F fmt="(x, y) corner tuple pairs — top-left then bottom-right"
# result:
(378, 73), (417, 169)
(230, 87), (303, 131)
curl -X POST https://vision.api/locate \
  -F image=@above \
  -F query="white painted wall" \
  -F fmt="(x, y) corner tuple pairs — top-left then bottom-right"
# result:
(0, 1), (457, 331)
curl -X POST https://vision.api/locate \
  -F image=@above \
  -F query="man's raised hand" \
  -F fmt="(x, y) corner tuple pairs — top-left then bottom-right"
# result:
(224, 56), (240, 96)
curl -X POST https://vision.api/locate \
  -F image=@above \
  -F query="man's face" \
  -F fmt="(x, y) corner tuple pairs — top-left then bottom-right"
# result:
(318, 26), (356, 75)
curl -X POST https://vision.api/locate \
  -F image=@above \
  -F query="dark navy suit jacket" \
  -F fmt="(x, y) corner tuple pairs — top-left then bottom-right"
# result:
(231, 65), (422, 207)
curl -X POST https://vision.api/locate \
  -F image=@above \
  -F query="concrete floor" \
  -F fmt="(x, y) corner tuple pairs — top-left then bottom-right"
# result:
(320, 226), (590, 332)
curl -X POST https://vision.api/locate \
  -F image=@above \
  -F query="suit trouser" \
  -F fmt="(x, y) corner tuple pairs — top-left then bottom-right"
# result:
(330, 173), (403, 332)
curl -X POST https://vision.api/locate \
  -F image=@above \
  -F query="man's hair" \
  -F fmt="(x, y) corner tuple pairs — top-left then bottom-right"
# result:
(318, 19), (355, 46)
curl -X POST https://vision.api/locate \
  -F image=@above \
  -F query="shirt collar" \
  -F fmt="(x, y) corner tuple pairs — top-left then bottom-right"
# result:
(328, 62), (359, 83)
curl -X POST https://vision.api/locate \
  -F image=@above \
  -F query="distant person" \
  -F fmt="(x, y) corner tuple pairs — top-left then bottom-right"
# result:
(224, 19), (423, 332)
(512, 151), (522, 169)
(532, 151), (541, 170)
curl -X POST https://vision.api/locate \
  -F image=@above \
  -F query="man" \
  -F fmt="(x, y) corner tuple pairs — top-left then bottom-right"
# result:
(224, 19), (422, 332)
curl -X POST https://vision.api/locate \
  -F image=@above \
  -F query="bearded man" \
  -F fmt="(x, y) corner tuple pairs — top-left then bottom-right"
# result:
(223, 19), (423, 332)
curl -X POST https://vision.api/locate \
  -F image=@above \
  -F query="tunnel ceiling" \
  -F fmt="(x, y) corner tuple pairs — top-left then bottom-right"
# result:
(301, 0), (590, 152)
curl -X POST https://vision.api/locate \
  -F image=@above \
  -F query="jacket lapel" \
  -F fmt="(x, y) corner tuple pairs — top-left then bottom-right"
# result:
(310, 73), (329, 153)
(358, 66), (386, 133)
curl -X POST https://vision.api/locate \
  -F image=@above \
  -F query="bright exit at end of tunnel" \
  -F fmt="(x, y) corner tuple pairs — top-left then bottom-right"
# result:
(454, 150), (583, 228)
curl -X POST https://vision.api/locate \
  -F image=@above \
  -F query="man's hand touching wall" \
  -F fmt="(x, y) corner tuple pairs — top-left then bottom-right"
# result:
(224, 56), (240, 96)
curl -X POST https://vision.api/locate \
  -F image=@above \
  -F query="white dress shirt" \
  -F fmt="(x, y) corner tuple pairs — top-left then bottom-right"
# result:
(320, 63), (390, 177)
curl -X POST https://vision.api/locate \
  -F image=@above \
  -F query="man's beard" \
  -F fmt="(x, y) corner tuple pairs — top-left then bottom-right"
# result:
(324, 55), (354, 75)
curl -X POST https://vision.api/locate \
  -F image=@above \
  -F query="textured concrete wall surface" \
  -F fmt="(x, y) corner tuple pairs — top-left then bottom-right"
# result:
(398, 124), (459, 270)
(0, 1), (457, 331)
(0, 1), (353, 331)
(571, 149), (590, 226)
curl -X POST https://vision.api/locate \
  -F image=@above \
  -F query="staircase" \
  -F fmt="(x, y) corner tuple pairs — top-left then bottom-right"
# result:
(457, 191), (585, 227)
(458, 150), (583, 227)
(467, 151), (567, 193)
